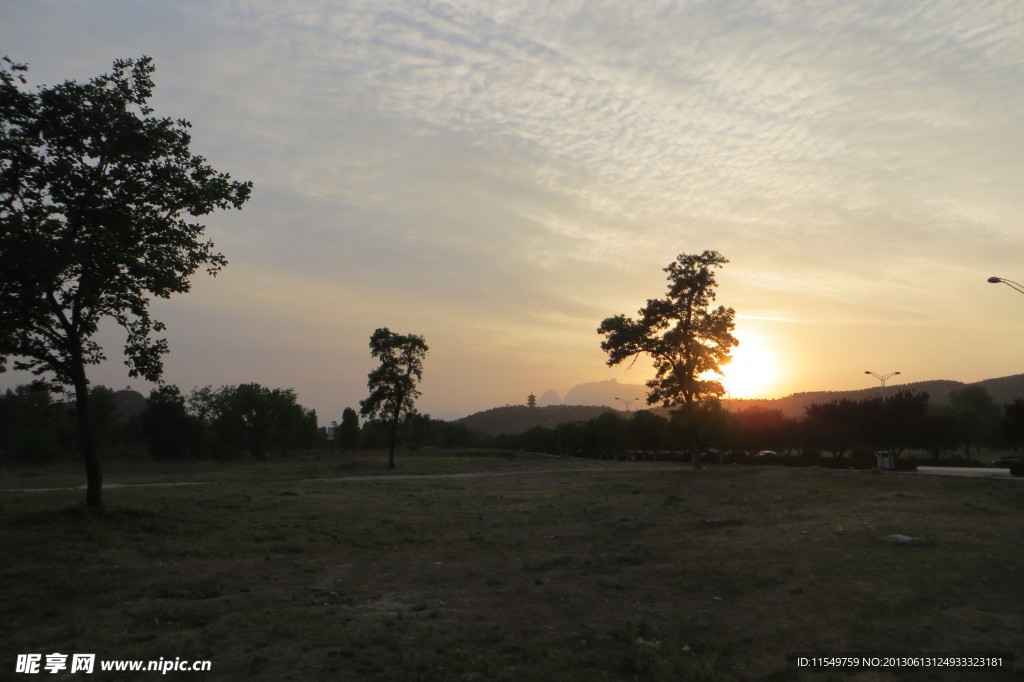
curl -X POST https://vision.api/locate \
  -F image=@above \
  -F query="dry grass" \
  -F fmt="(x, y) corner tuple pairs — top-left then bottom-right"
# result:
(2, 452), (1022, 681)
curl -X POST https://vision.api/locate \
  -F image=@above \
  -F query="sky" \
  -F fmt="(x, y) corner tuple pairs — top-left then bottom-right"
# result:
(2, 0), (1023, 422)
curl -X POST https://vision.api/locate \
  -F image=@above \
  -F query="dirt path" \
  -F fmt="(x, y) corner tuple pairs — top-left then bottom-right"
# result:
(11, 464), (1013, 494)
(1, 466), (693, 493)
(300, 466), (691, 483)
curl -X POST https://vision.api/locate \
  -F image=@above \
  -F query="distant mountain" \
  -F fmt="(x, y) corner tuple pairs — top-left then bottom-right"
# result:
(974, 374), (1024, 406)
(537, 389), (562, 406)
(463, 374), (1024, 433)
(456, 404), (618, 435)
(729, 375), (1024, 418)
(562, 379), (646, 409)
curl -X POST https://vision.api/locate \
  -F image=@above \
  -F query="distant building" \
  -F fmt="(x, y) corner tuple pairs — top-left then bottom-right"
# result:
(527, 393), (537, 408)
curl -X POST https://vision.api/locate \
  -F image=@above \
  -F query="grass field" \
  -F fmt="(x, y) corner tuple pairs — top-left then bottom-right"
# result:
(2, 451), (1023, 681)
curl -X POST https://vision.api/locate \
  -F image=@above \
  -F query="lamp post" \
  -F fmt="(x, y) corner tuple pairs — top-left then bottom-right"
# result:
(615, 396), (638, 412)
(987, 276), (1024, 295)
(865, 370), (900, 387)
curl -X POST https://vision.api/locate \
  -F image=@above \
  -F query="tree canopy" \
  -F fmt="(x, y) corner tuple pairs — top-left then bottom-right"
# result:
(598, 251), (737, 467)
(338, 406), (360, 450)
(598, 250), (737, 410)
(0, 56), (252, 505)
(187, 383), (318, 458)
(359, 328), (428, 469)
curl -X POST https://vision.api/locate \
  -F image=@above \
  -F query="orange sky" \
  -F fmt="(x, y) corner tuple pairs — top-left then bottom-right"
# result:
(3, 1), (1022, 421)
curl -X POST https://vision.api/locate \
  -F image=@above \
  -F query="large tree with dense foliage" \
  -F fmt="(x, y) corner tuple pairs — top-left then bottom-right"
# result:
(1004, 399), (1024, 452)
(0, 381), (72, 462)
(142, 384), (205, 460)
(949, 385), (1001, 457)
(866, 390), (930, 458)
(730, 406), (797, 455)
(0, 57), (252, 506)
(359, 328), (428, 470)
(802, 391), (930, 458)
(802, 399), (859, 457)
(189, 383), (318, 458)
(597, 250), (737, 466)
(338, 407), (360, 450)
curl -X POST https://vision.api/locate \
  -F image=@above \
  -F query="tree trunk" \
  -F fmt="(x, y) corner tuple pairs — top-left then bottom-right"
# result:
(386, 405), (400, 470)
(387, 425), (397, 470)
(71, 360), (103, 507)
(685, 401), (702, 470)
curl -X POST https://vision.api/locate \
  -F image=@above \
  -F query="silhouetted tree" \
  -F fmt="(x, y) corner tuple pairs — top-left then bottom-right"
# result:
(629, 410), (667, 460)
(84, 385), (121, 455)
(949, 386), (1000, 457)
(0, 57), (252, 506)
(598, 251), (737, 467)
(0, 381), (72, 462)
(357, 418), (389, 451)
(662, 401), (730, 463)
(802, 392), (929, 458)
(338, 407), (360, 450)
(581, 411), (627, 459)
(919, 409), (959, 459)
(188, 384), (316, 458)
(871, 390), (929, 458)
(554, 421), (583, 457)
(359, 328), (428, 469)
(404, 412), (436, 451)
(435, 420), (479, 448)
(802, 399), (859, 457)
(142, 385), (204, 459)
(1004, 399), (1024, 452)
(730, 406), (796, 455)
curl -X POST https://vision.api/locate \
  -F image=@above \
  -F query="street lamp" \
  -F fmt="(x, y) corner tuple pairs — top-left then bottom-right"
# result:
(987, 276), (1024, 295)
(615, 396), (638, 412)
(865, 370), (900, 387)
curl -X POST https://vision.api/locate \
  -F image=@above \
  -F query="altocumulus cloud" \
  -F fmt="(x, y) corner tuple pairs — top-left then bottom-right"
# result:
(2, 0), (1023, 417)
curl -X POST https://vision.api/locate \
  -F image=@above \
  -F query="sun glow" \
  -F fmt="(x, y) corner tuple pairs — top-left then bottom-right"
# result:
(717, 337), (781, 399)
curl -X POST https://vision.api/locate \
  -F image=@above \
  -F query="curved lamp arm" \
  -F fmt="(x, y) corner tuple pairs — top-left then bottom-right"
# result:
(865, 370), (900, 387)
(988, 276), (1024, 295)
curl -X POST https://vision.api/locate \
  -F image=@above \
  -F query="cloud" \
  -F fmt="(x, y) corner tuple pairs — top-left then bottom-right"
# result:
(3, 0), (1023, 417)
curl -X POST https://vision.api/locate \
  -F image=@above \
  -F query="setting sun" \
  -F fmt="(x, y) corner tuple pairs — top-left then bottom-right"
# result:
(718, 337), (781, 399)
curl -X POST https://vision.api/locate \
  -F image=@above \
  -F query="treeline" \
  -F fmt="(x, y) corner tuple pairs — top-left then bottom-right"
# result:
(0, 381), (484, 463)
(361, 387), (1024, 463)
(483, 387), (1024, 462)
(0, 382), (319, 462)
(4, 383), (1024, 465)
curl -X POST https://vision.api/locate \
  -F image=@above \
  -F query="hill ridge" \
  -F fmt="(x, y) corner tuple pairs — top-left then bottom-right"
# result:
(459, 373), (1024, 434)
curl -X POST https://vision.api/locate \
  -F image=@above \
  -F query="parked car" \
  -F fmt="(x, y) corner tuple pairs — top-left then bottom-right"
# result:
(754, 450), (777, 457)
